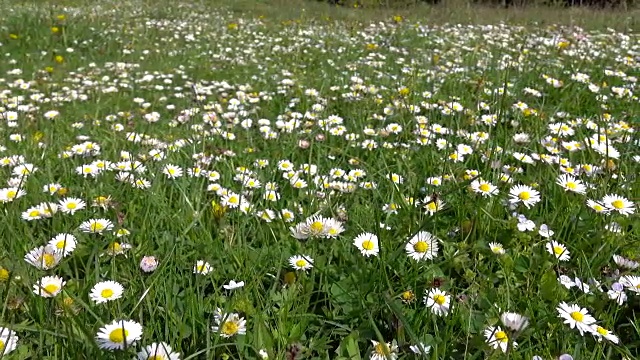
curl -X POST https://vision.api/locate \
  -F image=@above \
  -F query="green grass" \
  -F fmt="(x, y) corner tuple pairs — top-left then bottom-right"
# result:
(0, 0), (638, 359)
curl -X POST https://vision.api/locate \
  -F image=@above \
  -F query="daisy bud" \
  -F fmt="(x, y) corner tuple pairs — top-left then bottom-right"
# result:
(139, 256), (158, 273)
(298, 139), (310, 149)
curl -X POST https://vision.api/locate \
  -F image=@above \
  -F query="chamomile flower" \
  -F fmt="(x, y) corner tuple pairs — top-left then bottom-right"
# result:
(546, 241), (570, 261)
(489, 242), (505, 255)
(162, 164), (183, 179)
(557, 302), (596, 336)
(58, 197), (86, 214)
(353, 232), (379, 257)
(586, 199), (610, 214)
(223, 280), (245, 290)
(405, 231), (439, 261)
(370, 340), (398, 360)
(556, 174), (586, 195)
(422, 195), (445, 215)
(96, 319), (143, 350)
(289, 255), (314, 271)
(48, 233), (77, 257)
(613, 255), (639, 270)
(212, 308), (246, 338)
(424, 288), (451, 316)
(90, 281), (124, 304)
(500, 312), (529, 331)
(470, 179), (498, 197)
(194, 260), (212, 275)
(78, 218), (113, 234)
(484, 326), (515, 353)
(33, 275), (65, 297)
(601, 194), (635, 216)
(24, 245), (62, 270)
(592, 326), (619, 344)
(137, 342), (181, 360)
(0, 327), (18, 355)
(619, 275), (640, 293)
(508, 185), (541, 208)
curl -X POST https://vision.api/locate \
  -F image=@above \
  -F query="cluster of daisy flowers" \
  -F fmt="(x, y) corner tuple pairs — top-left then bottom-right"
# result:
(0, 1), (638, 358)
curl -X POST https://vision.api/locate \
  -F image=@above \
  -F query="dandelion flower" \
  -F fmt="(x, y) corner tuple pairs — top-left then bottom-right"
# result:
(353, 232), (379, 257)
(424, 288), (451, 316)
(557, 302), (596, 336)
(33, 275), (65, 297)
(405, 231), (439, 261)
(90, 281), (124, 304)
(212, 308), (246, 338)
(96, 319), (143, 350)
(137, 342), (181, 360)
(289, 255), (314, 271)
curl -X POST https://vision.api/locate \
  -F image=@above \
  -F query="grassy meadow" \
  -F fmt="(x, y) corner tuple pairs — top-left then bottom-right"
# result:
(0, 0), (638, 359)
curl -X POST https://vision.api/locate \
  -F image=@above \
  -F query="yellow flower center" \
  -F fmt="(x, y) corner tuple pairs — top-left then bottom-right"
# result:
(433, 294), (446, 305)
(401, 291), (414, 300)
(0, 268), (9, 281)
(29, 210), (41, 217)
(309, 221), (324, 233)
(42, 253), (56, 267)
(43, 283), (60, 294)
(374, 343), (389, 355)
(495, 331), (508, 342)
(426, 202), (437, 211)
(109, 242), (122, 252)
(148, 356), (166, 360)
(567, 182), (576, 189)
(593, 204), (605, 212)
(413, 241), (428, 253)
(596, 326), (608, 335)
(611, 200), (624, 209)
(90, 222), (105, 232)
(66, 203), (77, 209)
(101, 289), (114, 298)
(221, 321), (239, 335)
(518, 191), (531, 200)
(295, 259), (307, 268)
(553, 246), (564, 255)
(570, 311), (584, 322)
(0, 339), (5, 350)
(479, 183), (490, 192)
(362, 240), (375, 250)
(55, 241), (66, 249)
(7, 190), (17, 199)
(108, 328), (128, 343)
